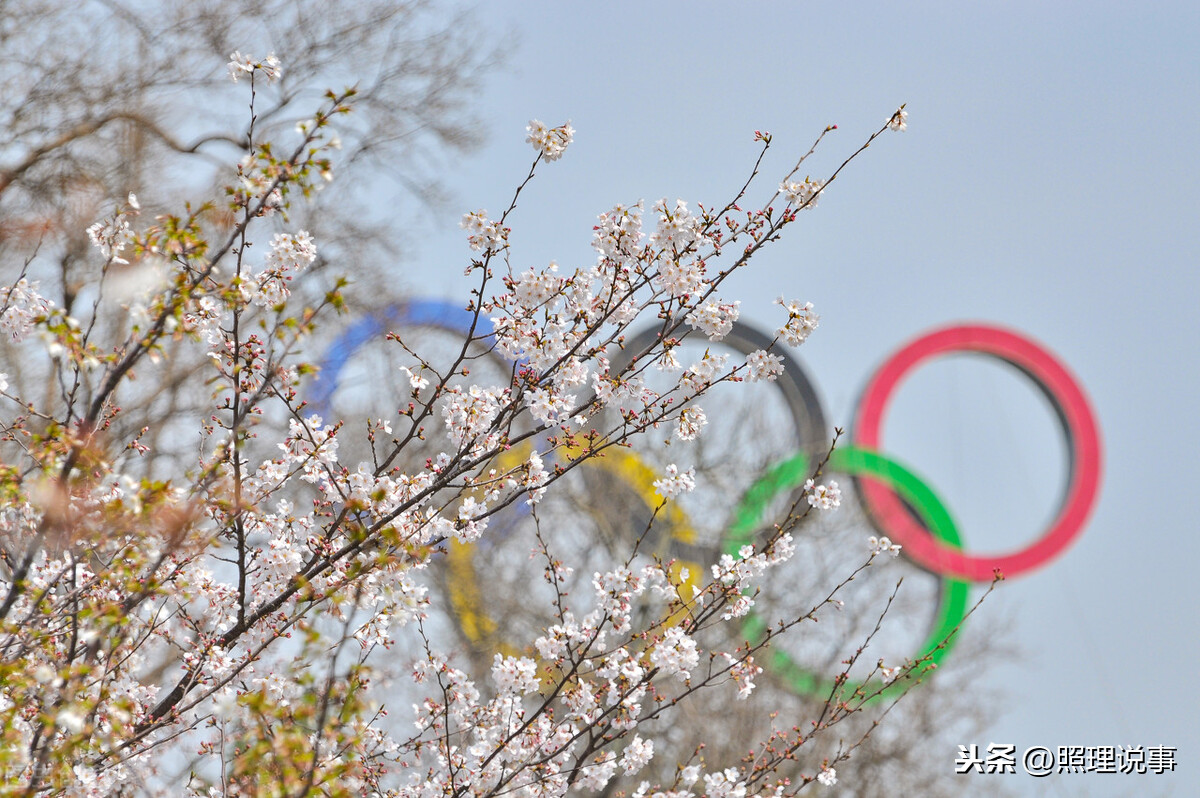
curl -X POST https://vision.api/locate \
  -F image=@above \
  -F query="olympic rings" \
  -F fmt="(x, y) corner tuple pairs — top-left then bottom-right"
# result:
(311, 300), (1103, 700)
(852, 324), (1103, 581)
(726, 445), (970, 701)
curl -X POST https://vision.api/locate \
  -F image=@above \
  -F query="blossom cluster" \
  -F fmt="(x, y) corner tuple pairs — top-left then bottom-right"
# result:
(0, 66), (918, 794)
(869, 534), (903, 557)
(0, 277), (53, 342)
(711, 536), (798, 620)
(228, 51), (282, 83)
(653, 464), (697, 499)
(686, 298), (741, 341)
(776, 297), (819, 346)
(746, 349), (785, 382)
(780, 177), (825, 209)
(461, 209), (509, 254)
(526, 119), (575, 161)
(84, 197), (137, 263)
(248, 231), (318, 307)
(805, 478), (842, 510)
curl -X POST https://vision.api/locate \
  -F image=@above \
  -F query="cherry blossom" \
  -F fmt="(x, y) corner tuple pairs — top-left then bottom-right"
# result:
(776, 297), (820, 346)
(228, 51), (282, 83)
(745, 349), (785, 382)
(461, 209), (509, 253)
(780, 177), (825, 209)
(685, 298), (740, 341)
(653, 464), (697, 499)
(0, 71), (922, 795)
(869, 534), (903, 557)
(0, 278), (52, 342)
(526, 119), (575, 161)
(805, 478), (842, 510)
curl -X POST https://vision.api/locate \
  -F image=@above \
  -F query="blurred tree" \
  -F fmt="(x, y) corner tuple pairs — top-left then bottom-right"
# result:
(0, 0), (500, 310)
(0, 0), (501, 474)
(0, 12), (1018, 790)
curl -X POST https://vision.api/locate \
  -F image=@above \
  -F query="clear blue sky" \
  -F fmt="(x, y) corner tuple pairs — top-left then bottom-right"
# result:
(397, 2), (1198, 793)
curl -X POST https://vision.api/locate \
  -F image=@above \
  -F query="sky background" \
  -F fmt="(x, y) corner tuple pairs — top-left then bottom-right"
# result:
(382, 2), (1197, 794)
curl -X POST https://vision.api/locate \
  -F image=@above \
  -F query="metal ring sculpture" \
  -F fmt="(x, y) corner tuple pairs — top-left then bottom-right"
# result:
(312, 304), (1102, 701)
(851, 324), (1103, 581)
(725, 445), (970, 700)
(722, 322), (1101, 698)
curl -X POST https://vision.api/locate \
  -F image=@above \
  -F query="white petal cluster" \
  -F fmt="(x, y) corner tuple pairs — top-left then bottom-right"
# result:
(591, 361), (658, 417)
(577, 752), (619, 791)
(182, 295), (223, 348)
(399, 365), (429, 391)
(525, 385), (576, 426)
(650, 198), (704, 252)
(648, 626), (699, 681)
(685, 299), (740, 342)
(704, 768), (748, 798)
(85, 203), (136, 264)
(804, 478), (841, 510)
(460, 209), (508, 254)
(869, 535), (902, 557)
(491, 653), (540, 696)
(593, 201), (645, 262)
(721, 653), (764, 700)
(523, 449), (550, 505)
(595, 647), (647, 729)
(274, 414), (341, 491)
(680, 352), (729, 394)
(590, 564), (678, 637)
(780, 177), (824, 209)
(620, 735), (655, 775)
(534, 614), (592, 663)
(227, 51), (281, 83)
(442, 384), (508, 455)
(710, 535), (796, 619)
(652, 464), (696, 499)
(251, 231), (317, 307)
(653, 258), (706, 298)
(512, 262), (563, 311)
(675, 405), (707, 441)
(233, 155), (284, 214)
(526, 119), (575, 161)
(745, 349), (785, 382)
(0, 278), (52, 342)
(776, 297), (819, 346)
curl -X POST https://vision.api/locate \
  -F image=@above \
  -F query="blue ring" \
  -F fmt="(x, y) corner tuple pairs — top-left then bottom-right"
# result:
(308, 299), (531, 551)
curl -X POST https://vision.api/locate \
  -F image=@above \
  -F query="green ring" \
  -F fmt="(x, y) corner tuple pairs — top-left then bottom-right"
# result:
(726, 444), (971, 702)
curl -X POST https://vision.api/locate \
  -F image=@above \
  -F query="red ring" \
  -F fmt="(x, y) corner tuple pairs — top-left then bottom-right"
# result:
(852, 324), (1102, 581)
